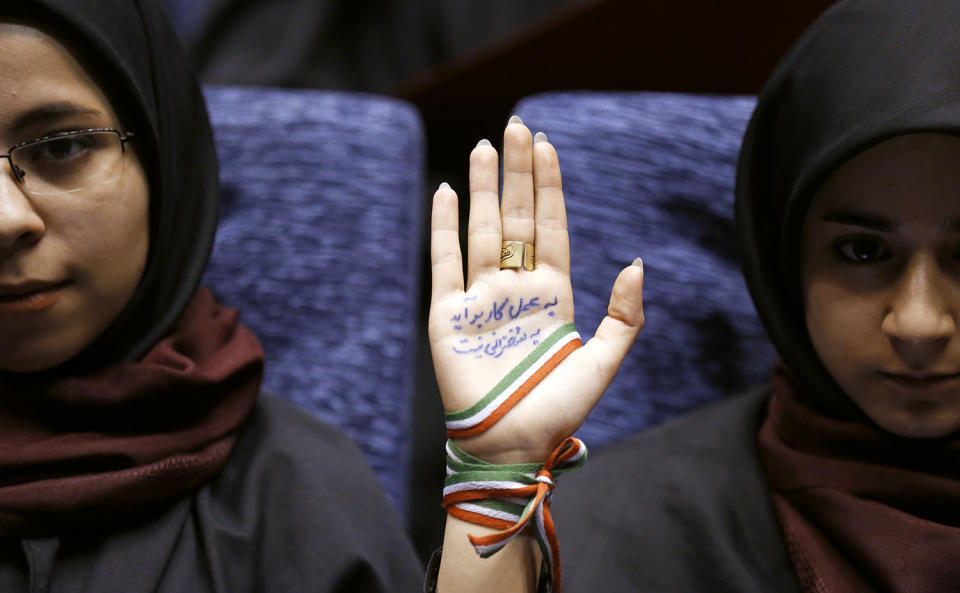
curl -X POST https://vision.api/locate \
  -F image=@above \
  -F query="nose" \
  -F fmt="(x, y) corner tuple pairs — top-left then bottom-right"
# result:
(881, 253), (958, 366)
(0, 158), (45, 254)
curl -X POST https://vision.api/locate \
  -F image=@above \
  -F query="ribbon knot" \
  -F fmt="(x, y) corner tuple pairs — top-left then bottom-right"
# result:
(535, 470), (555, 486)
(443, 437), (587, 592)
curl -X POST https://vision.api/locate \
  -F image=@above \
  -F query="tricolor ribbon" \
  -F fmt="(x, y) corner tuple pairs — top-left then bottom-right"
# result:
(443, 322), (585, 592)
(445, 323), (581, 438)
(443, 437), (587, 591)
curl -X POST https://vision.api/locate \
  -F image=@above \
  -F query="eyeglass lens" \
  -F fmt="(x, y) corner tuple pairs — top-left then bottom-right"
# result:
(10, 131), (126, 195)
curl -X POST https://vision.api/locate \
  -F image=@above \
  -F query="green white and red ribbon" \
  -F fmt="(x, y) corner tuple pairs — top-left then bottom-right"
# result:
(443, 322), (585, 592)
(445, 323), (581, 438)
(443, 437), (587, 592)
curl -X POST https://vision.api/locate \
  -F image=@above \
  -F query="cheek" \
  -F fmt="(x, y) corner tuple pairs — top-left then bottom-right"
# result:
(804, 277), (880, 384)
(806, 283), (843, 361)
(65, 168), (149, 299)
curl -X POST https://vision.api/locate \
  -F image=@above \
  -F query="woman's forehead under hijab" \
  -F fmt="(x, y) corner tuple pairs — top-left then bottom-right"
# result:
(0, 21), (43, 37)
(805, 133), (960, 234)
(0, 23), (51, 78)
(0, 23), (113, 110)
(739, 0), (960, 250)
(0, 18), (85, 61)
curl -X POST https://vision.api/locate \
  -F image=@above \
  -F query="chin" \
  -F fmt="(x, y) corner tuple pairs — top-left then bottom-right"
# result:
(0, 335), (86, 374)
(868, 406), (960, 440)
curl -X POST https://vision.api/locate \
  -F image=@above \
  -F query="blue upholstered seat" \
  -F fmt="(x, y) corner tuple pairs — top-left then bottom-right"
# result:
(159, 0), (210, 39)
(202, 87), (424, 513)
(515, 92), (776, 449)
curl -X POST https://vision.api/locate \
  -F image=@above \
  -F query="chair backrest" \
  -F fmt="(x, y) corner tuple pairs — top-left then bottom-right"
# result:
(515, 92), (775, 449)
(202, 86), (425, 514)
(159, 0), (210, 39)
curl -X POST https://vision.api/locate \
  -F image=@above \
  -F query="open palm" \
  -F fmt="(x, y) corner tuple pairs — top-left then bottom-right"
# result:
(429, 119), (644, 463)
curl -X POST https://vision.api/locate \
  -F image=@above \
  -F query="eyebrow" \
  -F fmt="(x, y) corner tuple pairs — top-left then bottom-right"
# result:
(8, 102), (105, 137)
(822, 210), (960, 233)
(821, 210), (897, 231)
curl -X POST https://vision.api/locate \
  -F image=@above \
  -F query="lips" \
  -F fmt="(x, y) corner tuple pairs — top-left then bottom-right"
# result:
(0, 280), (62, 297)
(878, 370), (960, 389)
(0, 280), (69, 313)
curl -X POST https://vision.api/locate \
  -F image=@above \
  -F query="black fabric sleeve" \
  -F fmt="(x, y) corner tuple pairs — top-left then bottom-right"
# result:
(18, 395), (423, 593)
(196, 394), (424, 592)
(551, 387), (800, 593)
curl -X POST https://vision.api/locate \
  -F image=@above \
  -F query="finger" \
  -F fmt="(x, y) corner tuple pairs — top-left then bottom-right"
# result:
(532, 133), (570, 275)
(500, 117), (535, 244)
(431, 182), (465, 300)
(467, 140), (502, 287)
(579, 259), (645, 394)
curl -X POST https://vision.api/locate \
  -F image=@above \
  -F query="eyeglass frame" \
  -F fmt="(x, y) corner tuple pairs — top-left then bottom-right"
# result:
(0, 127), (135, 192)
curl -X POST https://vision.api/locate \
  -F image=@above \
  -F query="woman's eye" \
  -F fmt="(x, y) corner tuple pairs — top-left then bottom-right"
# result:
(38, 138), (87, 161)
(834, 237), (891, 263)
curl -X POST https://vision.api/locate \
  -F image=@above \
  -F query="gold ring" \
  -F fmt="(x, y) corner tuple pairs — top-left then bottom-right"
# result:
(500, 241), (535, 271)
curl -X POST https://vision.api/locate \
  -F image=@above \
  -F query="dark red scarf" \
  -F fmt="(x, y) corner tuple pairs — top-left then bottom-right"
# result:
(757, 362), (960, 592)
(0, 288), (263, 536)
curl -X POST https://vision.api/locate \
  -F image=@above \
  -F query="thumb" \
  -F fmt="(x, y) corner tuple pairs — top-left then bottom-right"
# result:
(578, 258), (645, 393)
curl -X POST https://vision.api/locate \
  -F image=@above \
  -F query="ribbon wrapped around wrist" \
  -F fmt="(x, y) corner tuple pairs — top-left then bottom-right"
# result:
(443, 437), (587, 590)
(442, 322), (584, 592)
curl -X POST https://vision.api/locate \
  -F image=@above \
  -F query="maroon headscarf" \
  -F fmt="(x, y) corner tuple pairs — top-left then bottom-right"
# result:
(0, 0), (263, 536)
(735, 0), (960, 590)
(758, 364), (960, 592)
(0, 289), (263, 536)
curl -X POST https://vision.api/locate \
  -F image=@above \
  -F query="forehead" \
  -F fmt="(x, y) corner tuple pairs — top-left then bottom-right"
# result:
(0, 23), (115, 132)
(807, 133), (960, 225)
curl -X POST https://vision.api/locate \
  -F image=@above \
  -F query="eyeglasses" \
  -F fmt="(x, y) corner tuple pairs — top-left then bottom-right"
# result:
(1, 128), (135, 195)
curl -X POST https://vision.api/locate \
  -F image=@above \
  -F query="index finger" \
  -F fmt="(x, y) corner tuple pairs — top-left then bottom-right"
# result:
(431, 183), (465, 300)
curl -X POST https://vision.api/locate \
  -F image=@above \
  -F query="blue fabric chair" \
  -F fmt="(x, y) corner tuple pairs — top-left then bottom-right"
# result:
(202, 87), (425, 514)
(515, 92), (776, 450)
(159, 0), (211, 40)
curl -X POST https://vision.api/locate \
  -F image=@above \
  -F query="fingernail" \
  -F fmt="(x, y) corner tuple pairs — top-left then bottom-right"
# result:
(508, 115), (523, 125)
(476, 139), (492, 148)
(439, 182), (451, 190)
(632, 257), (643, 268)
(534, 131), (548, 144)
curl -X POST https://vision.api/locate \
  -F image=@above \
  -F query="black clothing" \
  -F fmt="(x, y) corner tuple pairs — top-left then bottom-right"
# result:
(553, 388), (800, 593)
(181, 0), (570, 92)
(0, 396), (422, 592)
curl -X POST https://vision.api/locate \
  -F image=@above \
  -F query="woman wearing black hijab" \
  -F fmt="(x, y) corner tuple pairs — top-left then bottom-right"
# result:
(430, 0), (960, 591)
(0, 1), (421, 590)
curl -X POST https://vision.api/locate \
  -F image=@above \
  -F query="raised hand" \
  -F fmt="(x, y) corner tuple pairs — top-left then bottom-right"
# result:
(429, 118), (645, 464)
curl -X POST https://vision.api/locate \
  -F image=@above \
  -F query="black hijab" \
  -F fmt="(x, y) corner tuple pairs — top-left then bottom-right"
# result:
(0, 0), (263, 536)
(738, 1), (960, 590)
(3, 0), (220, 373)
(735, 0), (960, 419)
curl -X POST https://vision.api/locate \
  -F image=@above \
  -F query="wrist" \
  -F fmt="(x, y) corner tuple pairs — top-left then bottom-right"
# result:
(442, 435), (587, 593)
(452, 431), (555, 465)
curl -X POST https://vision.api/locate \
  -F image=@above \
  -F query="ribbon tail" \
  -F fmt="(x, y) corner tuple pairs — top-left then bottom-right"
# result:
(536, 500), (563, 592)
(467, 484), (549, 558)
